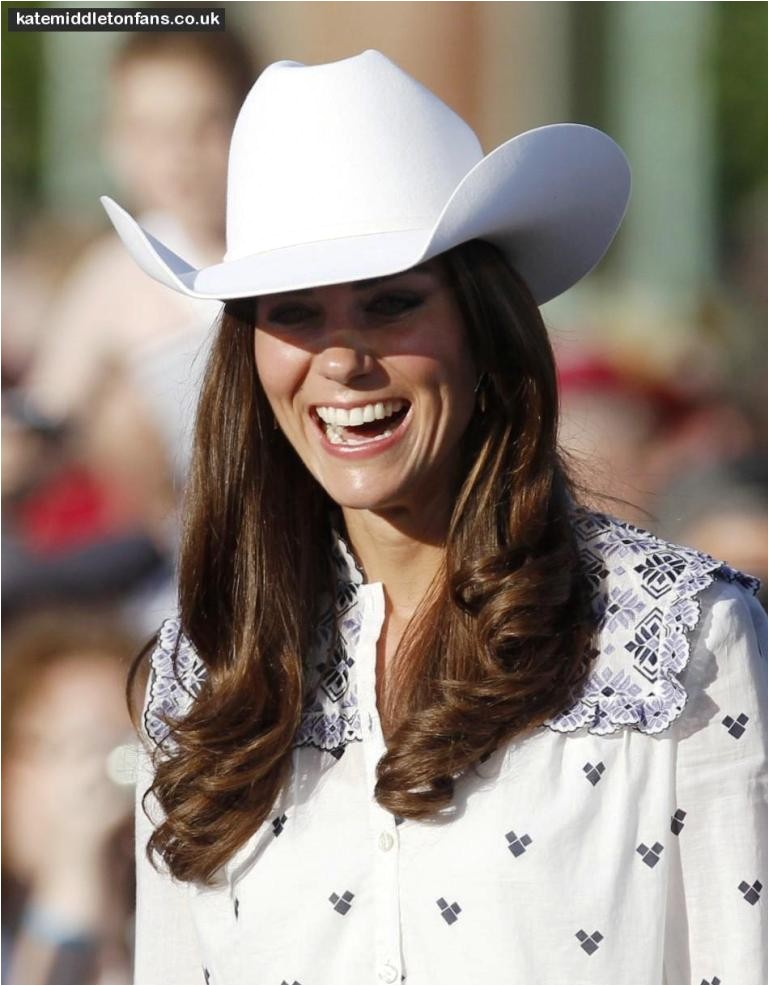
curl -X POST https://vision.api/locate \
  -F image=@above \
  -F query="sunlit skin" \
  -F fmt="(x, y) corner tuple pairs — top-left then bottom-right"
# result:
(254, 262), (477, 530)
(254, 261), (478, 677)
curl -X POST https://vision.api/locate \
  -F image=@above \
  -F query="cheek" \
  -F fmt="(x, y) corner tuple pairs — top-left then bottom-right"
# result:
(419, 338), (477, 418)
(253, 332), (309, 408)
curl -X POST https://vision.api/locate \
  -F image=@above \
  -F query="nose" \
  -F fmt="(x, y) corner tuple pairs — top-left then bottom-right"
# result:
(315, 315), (376, 386)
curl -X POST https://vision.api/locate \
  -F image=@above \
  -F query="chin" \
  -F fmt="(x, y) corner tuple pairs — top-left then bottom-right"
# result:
(325, 489), (398, 513)
(318, 475), (407, 514)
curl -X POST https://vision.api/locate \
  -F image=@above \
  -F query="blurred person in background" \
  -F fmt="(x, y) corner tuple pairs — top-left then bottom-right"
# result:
(656, 456), (767, 608)
(556, 352), (693, 524)
(2, 611), (139, 985)
(3, 30), (255, 625)
(556, 345), (761, 528)
(2, 218), (95, 388)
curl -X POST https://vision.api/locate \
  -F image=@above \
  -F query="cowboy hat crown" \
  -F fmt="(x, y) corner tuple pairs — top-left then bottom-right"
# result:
(101, 49), (631, 305)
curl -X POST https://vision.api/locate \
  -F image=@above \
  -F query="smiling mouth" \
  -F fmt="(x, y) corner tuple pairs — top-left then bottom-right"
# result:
(312, 399), (411, 446)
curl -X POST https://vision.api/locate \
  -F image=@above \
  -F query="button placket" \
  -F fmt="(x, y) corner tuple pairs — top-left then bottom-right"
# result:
(356, 583), (404, 985)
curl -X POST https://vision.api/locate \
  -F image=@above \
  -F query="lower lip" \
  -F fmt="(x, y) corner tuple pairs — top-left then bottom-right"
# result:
(312, 407), (412, 460)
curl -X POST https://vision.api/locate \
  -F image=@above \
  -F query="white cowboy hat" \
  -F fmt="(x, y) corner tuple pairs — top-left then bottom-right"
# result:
(101, 49), (630, 306)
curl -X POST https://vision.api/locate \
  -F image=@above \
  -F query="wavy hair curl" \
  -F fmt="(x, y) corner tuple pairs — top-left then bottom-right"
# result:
(129, 239), (594, 884)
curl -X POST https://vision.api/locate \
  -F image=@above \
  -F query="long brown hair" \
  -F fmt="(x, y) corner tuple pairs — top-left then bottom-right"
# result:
(131, 239), (593, 884)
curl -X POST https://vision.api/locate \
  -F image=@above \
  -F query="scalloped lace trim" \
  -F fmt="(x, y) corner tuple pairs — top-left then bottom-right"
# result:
(144, 616), (207, 748)
(144, 513), (760, 748)
(544, 510), (760, 736)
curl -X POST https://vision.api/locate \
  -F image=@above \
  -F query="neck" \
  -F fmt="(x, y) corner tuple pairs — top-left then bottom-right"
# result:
(341, 502), (450, 621)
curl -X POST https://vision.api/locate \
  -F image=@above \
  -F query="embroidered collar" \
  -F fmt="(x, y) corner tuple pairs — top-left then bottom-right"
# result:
(144, 512), (760, 751)
(294, 532), (365, 754)
(545, 509), (760, 735)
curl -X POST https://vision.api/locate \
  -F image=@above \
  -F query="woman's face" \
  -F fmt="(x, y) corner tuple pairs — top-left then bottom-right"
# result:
(253, 261), (478, 520)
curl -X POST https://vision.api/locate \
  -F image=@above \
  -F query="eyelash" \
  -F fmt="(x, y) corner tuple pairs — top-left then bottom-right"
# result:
(265, 291), (424, 326)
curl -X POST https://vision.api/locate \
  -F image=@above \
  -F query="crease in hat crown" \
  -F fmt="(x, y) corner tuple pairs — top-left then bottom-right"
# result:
(100, 48), (631, 305)
(223, 50), (483, 260)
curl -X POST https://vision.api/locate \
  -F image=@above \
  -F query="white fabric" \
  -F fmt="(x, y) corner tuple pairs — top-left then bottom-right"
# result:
(134, 517), (767, 986)
(101, 51), (630, 305)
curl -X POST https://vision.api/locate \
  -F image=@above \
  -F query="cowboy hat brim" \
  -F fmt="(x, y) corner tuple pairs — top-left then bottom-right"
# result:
(101, 123), (630, 306)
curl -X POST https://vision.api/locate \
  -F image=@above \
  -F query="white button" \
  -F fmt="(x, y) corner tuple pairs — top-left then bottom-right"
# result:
(378, 963), (398, 983)
(378, 832), (395, 852)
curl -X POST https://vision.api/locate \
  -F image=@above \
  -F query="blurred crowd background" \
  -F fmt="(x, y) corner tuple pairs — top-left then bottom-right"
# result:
(2, 2), (766, 982)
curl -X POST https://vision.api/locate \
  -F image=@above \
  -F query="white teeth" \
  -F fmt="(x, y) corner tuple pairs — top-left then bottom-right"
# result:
(323, 423), (395, 445)
(315, 400), (406, 426)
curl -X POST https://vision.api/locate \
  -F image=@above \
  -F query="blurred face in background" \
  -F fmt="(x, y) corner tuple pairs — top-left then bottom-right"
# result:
(106, 55), (235, 240)
(3, 653), (133, 883)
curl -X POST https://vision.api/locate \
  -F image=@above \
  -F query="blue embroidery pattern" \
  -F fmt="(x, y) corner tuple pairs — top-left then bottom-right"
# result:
(545, 509), (760, 736)
(292, 534), (365, 752)
(143, 616), (207, 748)
(144, 511), (760, 750)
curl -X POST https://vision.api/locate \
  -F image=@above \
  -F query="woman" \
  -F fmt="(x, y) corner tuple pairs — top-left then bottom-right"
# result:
(106, 52), (766, 985)
(2, 611), (137, 984)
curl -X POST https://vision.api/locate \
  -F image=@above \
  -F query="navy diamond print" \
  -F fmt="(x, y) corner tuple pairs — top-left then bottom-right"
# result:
(272, 813), (287, 836)
(671, 809), (686, 835)
(637, 841), (664, 867)
(738, 879), (762, 905)
(505, 831), (532, 857)
(625, 608), (663, 680)
(573, 511), (607, 542)
(583, 761), (605, 786)
(581, 549), (610, 594)
(329, 745), (346, 760)
(335, 580), (359, 611)
(575, 929), (603, 955)
(329, 890), (355, 915)
(700, 979), (721, 984)
(393, 815), (405, 826)
(320, 648), (355, 701)
(437, 897), (462, 925)
(722, 713), (749, 739)
(633, 551), (687, 599)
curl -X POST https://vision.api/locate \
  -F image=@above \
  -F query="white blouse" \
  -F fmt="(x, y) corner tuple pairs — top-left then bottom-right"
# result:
(134, 511), (767, 986)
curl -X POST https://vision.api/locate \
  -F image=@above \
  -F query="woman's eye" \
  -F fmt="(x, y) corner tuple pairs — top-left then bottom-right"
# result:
(265, 303), (317, 326)
(366, 292), (424, 318)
